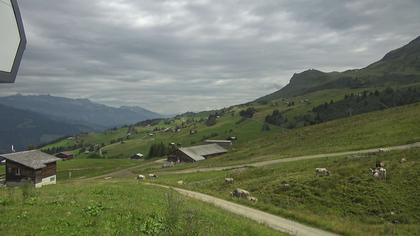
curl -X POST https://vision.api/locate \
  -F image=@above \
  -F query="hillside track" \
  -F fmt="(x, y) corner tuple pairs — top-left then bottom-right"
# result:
(147, 183), (339, 236)
(165, 142), (420, 174)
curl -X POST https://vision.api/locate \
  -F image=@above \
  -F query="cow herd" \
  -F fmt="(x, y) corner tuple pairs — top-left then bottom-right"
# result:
(136, 174), (158, 180)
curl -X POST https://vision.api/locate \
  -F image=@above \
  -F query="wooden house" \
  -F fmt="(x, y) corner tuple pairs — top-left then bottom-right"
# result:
(168, 144), (227, 163)
(55, 152), (74, 161)
(130, 153), (144, 160)
(1, 150), (60, 188)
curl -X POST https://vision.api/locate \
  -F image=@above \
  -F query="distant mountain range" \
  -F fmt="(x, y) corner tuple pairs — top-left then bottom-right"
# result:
(258, 36), (420, 101)
(0, 95), (163, 153)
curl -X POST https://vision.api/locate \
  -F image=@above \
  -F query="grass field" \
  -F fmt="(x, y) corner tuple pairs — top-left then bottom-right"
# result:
(0, 181), (279, 235)
(153, 148), (420, 236)
(56, 159), (142, 180)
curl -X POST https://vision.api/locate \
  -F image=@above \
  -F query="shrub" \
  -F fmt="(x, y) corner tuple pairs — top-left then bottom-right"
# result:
(239, 107), (256, 118)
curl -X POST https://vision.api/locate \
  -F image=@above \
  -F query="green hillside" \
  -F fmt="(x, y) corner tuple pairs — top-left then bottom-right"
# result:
(0, 181), (278, 235)
(154, 148), (420, 236)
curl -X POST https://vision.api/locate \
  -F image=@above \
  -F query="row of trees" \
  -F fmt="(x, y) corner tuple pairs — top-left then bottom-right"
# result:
(148, 142), (177, 159)
(264, 87), (420, 129)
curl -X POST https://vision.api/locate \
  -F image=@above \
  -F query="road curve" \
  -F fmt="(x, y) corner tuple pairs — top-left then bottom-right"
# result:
(148, 183), (339, 236)
(166, 142), (420, 174)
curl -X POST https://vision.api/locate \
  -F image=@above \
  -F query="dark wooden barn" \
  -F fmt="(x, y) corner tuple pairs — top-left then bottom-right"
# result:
(168, 144), (228, 163)
(1, 150), (60, 188)
(55, 152), (74, 161)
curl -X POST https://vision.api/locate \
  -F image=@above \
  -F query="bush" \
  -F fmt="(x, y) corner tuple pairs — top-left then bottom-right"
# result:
(239, 107), (256, 118)
(261, 123), (271, 132)
(148, 142), (167, 159)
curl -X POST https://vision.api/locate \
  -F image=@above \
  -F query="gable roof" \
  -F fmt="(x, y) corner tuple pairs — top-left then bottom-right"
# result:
(1, 150), (60, 169)
(179, 144), (227, 162)
(205, 140), (232, 143)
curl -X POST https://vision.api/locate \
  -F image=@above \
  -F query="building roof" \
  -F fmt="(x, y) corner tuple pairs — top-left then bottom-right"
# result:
(179, 144), (227, 162)
(205, 140), (233, 143)
(1, 150), (60, 169)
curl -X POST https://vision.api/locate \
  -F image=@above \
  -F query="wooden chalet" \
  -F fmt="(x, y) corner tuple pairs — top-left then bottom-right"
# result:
(1, 150), (60, 188)
(168, 144), (228, 163)
(55, 152), (74, 161)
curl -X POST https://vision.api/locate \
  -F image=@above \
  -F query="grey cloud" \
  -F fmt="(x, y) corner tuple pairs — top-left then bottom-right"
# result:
(1, 0), (419, 113)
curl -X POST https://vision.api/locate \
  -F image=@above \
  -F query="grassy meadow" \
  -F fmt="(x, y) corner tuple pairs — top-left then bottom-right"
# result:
(0, 181), (280, 236)
(56, 159), (142, 180)
(154, 148), (420, 236)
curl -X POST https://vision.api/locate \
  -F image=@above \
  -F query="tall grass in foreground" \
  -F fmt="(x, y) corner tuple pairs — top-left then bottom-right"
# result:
(0, 181), (279, 235)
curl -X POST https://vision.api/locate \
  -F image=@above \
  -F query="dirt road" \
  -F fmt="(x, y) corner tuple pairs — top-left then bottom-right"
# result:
(148, 183), (339, 236)
(167, 142), (420, 174)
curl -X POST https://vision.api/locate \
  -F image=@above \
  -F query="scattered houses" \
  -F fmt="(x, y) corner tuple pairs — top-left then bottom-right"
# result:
(168, 144), (228, 163)
(205, 140), (233, 149)
(1, 150), (60, 188)
(55, 152), (74, 161)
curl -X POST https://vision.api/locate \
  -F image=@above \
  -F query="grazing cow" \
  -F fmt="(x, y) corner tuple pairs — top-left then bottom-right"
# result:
(162, 161), (175, 168)
(225, 178), (234, 184)
(177, 180), (184, 185)
(148, 174), (158, 178)
(315, 168), (330, 177)
(231, 188), (251, 198)
(137, 175), (145, 180)
(400, 158), (407, 163)
(247, 196), (258, 203)
(370, 168), (387, 180)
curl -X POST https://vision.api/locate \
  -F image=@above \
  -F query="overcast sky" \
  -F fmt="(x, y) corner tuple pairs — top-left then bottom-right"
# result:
(1, 0), (420, 114)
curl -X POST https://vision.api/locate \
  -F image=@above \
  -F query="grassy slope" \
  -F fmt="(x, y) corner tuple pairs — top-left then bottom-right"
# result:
(154, 148), (420, 236)
(0, 181), (279, 235)
(56, 159), (141, 180)
(129, 102), (420, 174)
(43, 85), (416, 162)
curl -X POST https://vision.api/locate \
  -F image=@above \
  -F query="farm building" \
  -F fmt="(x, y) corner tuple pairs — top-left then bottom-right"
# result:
(0, 156), (5, 165)
(205, 140), (233, 149)
(168, 144), (228, 163)
(1, 150), (60, 188)
(130, 153), (144, 160)
(55, 152), (74, 160)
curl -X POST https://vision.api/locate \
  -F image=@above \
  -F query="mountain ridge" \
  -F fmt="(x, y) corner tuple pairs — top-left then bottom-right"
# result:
(258, 35), (420, 101)
(0, 94), (163, 130)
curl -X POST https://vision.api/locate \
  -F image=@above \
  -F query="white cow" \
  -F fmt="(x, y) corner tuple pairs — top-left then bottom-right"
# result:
(315, 168), (330, 177)
(370, 168), (387, 180)
(225, 178), (234, 184)
(137, 175), (145, 180)
(231, 188), (251, 198)
(247, 196), (258, 203)
(148, 173), (158, 178)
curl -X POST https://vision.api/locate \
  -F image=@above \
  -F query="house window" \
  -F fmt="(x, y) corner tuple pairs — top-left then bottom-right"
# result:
(50, 176), (55, 182)
(15, 168), (21, 176)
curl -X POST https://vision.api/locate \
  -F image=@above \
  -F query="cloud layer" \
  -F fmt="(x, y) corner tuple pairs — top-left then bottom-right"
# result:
(1, 0), (420, 113)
